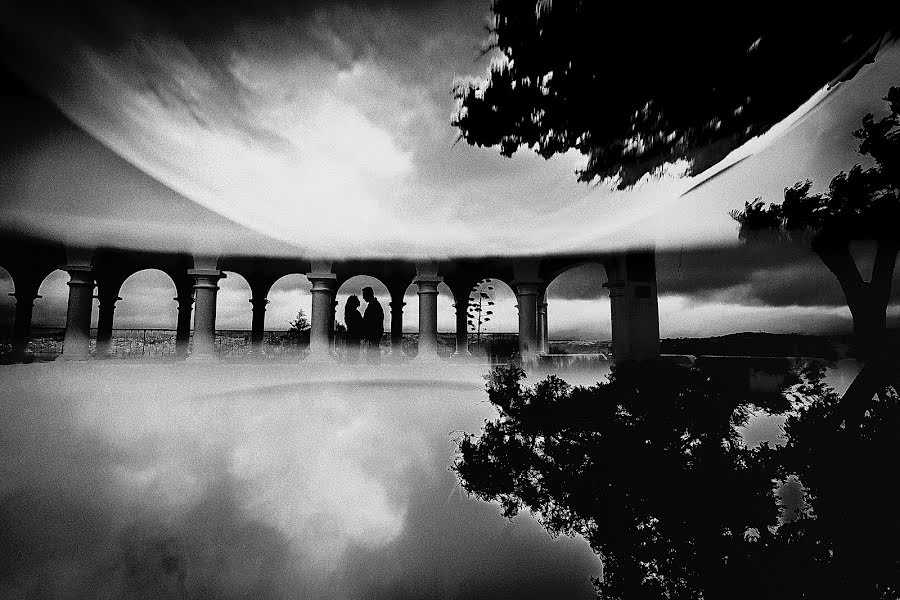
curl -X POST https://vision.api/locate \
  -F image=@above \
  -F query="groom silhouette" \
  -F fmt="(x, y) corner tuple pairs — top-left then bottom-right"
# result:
(362, 286), (384, 363)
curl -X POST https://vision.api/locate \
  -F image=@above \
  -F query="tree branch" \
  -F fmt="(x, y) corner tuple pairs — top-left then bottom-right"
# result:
(812, 242), (865, 306)
(870, 237), (899, 305)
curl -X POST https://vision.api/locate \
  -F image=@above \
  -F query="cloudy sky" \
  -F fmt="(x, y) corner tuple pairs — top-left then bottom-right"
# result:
(0, 1), (898, 336)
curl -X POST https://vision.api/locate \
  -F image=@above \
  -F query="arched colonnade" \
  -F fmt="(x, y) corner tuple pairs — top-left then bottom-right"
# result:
(0, 242), (660, 363)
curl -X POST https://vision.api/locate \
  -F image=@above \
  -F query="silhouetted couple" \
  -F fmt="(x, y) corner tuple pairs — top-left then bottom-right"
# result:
(343, 287), (384, 364)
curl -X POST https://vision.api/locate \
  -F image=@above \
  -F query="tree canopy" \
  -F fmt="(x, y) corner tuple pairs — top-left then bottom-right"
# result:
(732, 87), (899, 247)
(454, 4), (895, 188)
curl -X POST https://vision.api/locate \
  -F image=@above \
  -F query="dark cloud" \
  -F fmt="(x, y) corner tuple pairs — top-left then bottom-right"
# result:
(545, 244), (899, 310)
(656, 242), (900, 309)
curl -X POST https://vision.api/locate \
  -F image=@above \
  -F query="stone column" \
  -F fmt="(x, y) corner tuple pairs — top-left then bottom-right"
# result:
(249, 297), (269, 354)
(329, 300), (338, 353)
(188, 269), (224, 360)
(94, 288), (121, 357)
(452, 298), (470, 358)
(388, 288), (406, 359)
(603, 251), (660, 362)
(174, 294), (194, 357)
(58, 265), (95, 360)
(10, 285), (40, 360)
(538, 288), (549, 354)
(307, 270), (337, 360)
(414, 276), (442, 361)
(514, 281), (541, 362)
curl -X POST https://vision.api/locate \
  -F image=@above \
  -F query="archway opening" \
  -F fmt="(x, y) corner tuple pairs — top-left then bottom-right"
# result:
(267, 274), (312, 333)
(109, 268), (178, 358)
(264, 273), (312, 356)
(217, 271), (253, 330)
(336, 275), (390, 360)
(215, 271), (254, 357)
(545, 263), (611, 355)
(463, 278), (518, 360)
(31, 269), (74, 359)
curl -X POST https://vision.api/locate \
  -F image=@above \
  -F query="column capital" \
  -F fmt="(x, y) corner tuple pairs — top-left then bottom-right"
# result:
(10, 292), (41, 301)
(61, 265), (95, 288)
(414, 260), (440, 279)
(603, 281), (627, 298)
(189, 270), (225, 293)
(413, 275), (443, 292)
(249, 297), (270, 310)
(60, 264), (93, 272)
(512, 280), (542, 296)
(307, 273), (337, 293)
(187, 268), (225, 278)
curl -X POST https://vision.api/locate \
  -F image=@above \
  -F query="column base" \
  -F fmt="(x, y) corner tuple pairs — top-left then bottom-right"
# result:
(186, 354), (219, 364)
(56, 353), (91, 362)
(387, 349), (408, 362)
(413, 351), (442, 363)
(2, 350), (34, 365)
(305, 352), (337, 364)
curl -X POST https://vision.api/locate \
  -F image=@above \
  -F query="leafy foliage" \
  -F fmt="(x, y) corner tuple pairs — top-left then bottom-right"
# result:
(455, 362), (900, 598)
(454, 3), (893, 188)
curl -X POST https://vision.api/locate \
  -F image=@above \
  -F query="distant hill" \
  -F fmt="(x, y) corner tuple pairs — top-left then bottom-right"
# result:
(661, 332), (854, 360)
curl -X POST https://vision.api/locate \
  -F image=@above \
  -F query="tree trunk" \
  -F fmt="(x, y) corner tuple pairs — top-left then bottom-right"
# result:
(815, 238), (899, 425)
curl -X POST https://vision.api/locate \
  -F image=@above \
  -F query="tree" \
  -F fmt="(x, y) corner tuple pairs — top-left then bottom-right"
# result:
(732, 88), (899, 423)
(455, 362), (900, 599)
(467, 278), (495, 341)
(455, 362), (788, 599)
(453, 4), (894, 188)
(284, 309), (311, 345)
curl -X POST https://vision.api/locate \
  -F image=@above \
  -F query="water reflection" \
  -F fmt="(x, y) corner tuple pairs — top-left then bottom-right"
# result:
(0, 362), (601, 599)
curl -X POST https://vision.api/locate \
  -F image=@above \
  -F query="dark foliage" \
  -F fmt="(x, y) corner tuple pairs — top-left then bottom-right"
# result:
(455, 362), (785, 598)
(455, 362), (900, 599)
(454, 3), (895, 188)
(774, 364), (900, 599)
